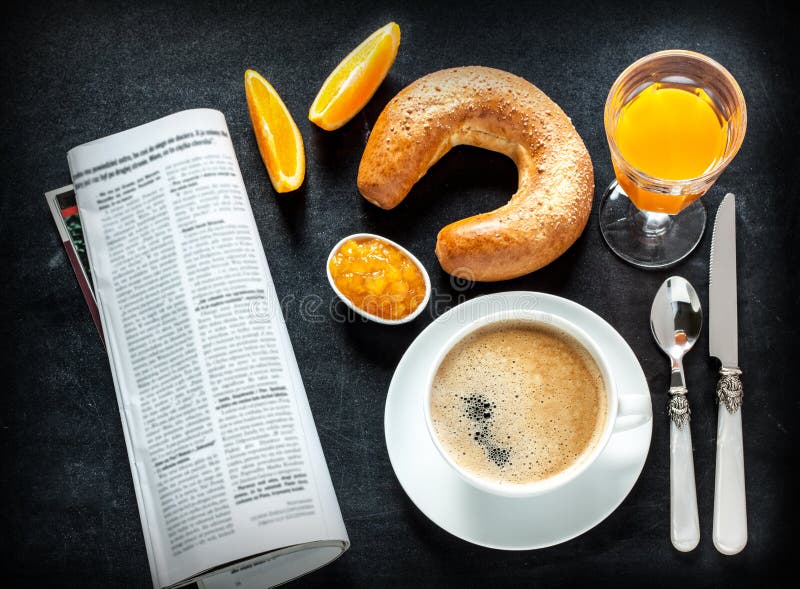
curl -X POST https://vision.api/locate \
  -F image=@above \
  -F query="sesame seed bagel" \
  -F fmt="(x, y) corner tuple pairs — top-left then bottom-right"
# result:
(357, 66), (594, 281)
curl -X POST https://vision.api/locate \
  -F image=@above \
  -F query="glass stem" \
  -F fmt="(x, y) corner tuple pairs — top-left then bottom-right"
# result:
(631, 204), (672, 237)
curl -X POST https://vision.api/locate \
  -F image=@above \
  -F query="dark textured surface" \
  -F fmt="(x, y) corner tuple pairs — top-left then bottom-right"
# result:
(2, 0), (796, 586)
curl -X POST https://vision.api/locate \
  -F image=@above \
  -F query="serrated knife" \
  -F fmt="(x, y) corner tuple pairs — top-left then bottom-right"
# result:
(709, 193), (747, 555)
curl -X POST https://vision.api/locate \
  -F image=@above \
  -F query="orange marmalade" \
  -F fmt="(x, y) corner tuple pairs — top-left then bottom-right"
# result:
(329, 238), (426, 321)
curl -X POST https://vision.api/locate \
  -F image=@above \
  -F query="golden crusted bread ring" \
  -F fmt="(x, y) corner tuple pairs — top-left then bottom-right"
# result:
(357, 66), (594, 281)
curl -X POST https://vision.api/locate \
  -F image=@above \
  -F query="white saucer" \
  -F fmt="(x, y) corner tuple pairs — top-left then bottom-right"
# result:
(384, 291), (653, 550)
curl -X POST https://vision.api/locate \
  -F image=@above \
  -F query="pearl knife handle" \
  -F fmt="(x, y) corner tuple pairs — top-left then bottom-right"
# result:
(713, 368), (747, 555)
(668, 386), (700, 552)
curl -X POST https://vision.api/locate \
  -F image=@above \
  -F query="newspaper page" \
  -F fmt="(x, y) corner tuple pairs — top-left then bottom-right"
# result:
(45, 185), (104, 339)
(67, 109), (348, 588)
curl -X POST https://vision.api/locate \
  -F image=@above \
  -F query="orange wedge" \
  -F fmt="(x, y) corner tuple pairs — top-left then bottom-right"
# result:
(309, 22), (401, 131)
(244, 69), (305, 193)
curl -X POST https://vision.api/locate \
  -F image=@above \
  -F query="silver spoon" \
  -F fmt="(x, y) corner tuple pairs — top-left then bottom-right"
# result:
(650, 276), (702, 552)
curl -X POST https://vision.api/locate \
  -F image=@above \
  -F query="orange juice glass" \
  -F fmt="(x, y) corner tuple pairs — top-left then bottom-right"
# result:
(599, 50), (746, 269)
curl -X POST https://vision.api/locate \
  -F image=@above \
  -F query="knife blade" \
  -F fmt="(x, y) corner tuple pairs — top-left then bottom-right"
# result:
(710, 194), (739, 368)
(709, 193), (747, 555)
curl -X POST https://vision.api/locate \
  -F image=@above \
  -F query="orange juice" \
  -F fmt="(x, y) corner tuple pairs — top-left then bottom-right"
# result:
(613, 83), (729, 214)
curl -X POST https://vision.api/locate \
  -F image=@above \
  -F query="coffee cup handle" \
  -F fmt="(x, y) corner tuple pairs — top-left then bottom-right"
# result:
(613, 394), (652, 433)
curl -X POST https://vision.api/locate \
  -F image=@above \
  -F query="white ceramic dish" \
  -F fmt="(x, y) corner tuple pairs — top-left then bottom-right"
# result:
(385, 291), (653, 550)
(326, 233), (431, 325)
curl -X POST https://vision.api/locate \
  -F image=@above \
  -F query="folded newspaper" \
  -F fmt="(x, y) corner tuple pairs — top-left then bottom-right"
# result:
(46, 109), (349, 588)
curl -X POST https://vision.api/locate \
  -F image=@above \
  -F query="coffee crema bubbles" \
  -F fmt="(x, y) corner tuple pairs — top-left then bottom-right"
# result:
(430, 320), (607, 486)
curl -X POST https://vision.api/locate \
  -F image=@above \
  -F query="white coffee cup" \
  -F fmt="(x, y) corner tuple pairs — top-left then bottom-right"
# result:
(424, 309), (640, 498)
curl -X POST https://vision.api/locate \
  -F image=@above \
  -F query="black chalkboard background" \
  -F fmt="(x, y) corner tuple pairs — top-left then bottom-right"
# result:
(2, 0), (796, 586)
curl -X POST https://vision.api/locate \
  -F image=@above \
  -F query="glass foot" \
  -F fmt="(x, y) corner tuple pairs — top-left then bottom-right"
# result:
(598, 181), (706, 269)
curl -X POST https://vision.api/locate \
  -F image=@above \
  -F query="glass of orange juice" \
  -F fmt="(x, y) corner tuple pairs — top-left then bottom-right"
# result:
(600, 50), (746, 268)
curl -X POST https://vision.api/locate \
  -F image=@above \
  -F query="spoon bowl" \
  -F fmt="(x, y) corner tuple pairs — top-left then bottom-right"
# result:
(650, 277), (703, 361)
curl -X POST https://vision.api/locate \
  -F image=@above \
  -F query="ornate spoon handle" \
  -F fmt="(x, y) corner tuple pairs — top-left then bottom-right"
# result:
(669, 386), (699, 552)
(713, 368), (747, 555)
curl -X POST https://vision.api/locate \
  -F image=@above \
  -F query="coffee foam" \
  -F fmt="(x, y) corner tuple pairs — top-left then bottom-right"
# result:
(430, 320), (607, 486)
